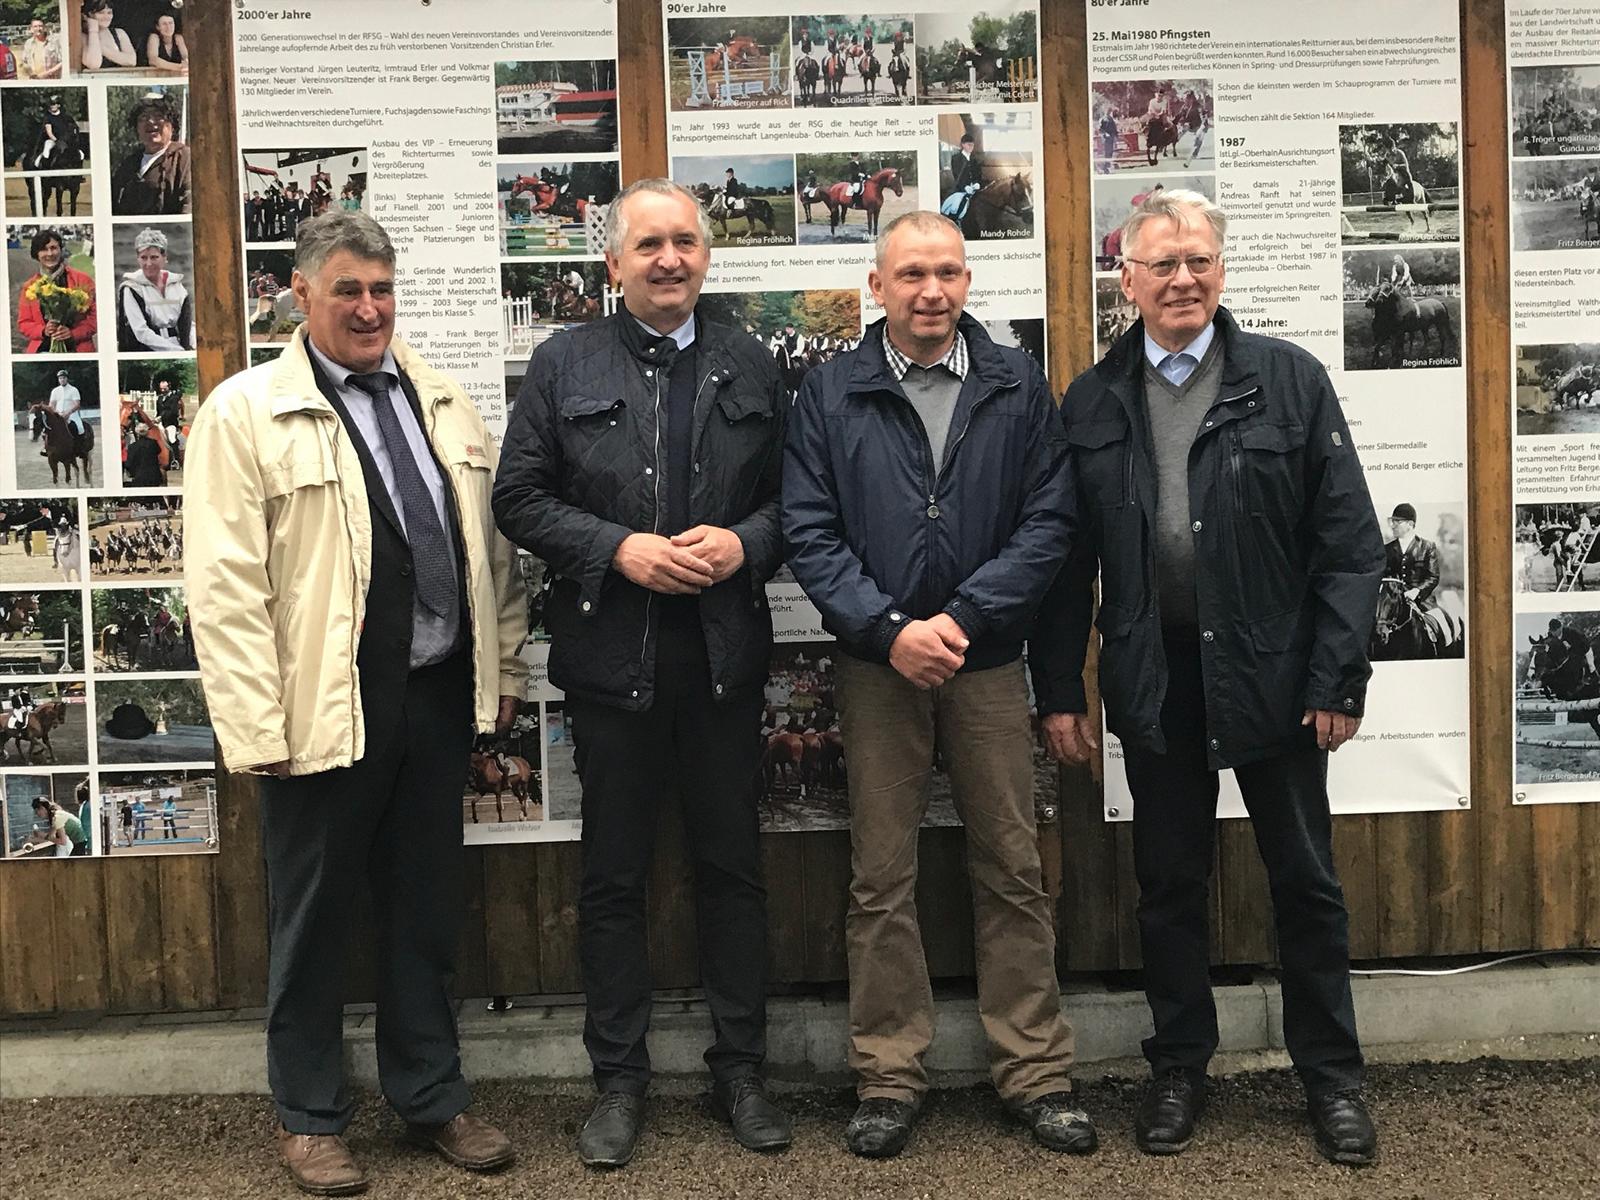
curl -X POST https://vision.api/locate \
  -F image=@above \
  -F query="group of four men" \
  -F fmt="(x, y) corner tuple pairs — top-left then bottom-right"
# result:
(187, 181), (1385, 1196)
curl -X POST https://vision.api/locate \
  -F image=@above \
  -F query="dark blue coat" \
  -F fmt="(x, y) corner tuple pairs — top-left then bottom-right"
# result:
(782, 314), (1073, 671)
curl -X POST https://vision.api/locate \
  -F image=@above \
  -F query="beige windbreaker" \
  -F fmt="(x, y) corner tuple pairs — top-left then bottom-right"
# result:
(184, 327), (527, 775)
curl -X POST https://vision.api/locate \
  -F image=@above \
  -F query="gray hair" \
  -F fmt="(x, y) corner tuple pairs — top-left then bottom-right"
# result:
(1120, 188), (1227, 259)
(602, 178), (711, 257)
(133, 227), (168, 253)
(294, 210), (395, 281)
(873, 210), (964, 267)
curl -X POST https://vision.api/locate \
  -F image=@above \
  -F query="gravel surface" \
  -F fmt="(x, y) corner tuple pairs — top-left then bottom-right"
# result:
(4, 1058), (1598, 1200)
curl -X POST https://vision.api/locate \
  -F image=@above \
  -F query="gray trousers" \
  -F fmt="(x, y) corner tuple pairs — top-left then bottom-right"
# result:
(259, 652), (474, 1134)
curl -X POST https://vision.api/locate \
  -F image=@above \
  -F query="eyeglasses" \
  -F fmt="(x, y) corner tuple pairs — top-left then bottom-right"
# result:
(1124, 254), (1220, 279)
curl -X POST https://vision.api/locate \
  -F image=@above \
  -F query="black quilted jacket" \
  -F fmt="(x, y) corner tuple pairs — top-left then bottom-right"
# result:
(493, 310), (785, 710)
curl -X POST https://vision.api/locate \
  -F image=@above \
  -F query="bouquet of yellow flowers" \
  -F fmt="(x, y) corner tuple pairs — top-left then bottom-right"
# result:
(23, 277), (92, 352)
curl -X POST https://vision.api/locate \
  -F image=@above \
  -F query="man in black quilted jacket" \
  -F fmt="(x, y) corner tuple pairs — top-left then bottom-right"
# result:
(493, 178), (790, 1169)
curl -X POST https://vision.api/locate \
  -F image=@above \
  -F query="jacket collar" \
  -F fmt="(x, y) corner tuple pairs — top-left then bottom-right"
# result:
(267, 326), (456, 420)
(846, 312), (1019, 396)
(1099, 305), (1262, 413)
(613, 306), (746, 388)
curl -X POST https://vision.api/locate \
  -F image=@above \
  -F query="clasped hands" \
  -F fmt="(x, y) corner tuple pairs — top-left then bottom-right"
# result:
(889, 613), (969, 689)
(613, 527), (745, 594)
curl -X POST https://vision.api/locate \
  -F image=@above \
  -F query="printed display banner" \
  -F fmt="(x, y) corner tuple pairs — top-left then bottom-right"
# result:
(1, 0), (213, 861)
(662, 0), (1052, 832)
(1505, 0), (1600, 805)
(1086, 0), (1473, 818)
(231, 0), (624, 844)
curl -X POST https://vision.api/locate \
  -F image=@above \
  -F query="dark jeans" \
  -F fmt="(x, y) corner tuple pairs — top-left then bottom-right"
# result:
(1122, 636), (1363, 1097)
(568, 638), (767, 1095)
(259, 652), (474, 1134)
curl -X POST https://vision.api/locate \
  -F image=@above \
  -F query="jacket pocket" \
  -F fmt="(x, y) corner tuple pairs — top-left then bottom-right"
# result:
(261, 454), (339, 499)
(1236, 422), (1304, 518)
(1248, 607), (1313, 652)
(1065, 419), (1133, 508)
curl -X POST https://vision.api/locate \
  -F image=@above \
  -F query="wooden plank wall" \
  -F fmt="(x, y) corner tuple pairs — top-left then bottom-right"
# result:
(1, 0), (1594, 1018)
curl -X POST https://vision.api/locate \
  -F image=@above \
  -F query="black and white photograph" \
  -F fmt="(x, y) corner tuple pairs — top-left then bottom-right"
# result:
(106, 84), (190, 215)
(2, 771), (92, 859)
(2, 4), (66, 81)
(241, 148), (367, 243)
(1338, 123), (1461, 244)
(667, 16), (791, 112)
(794, 148), (917, 244)
(790, 16), (915, 107)
(0, 589), (85, 677)
(118, 358), (194, 488)
(497, 159), (617, 258)
(1093, 176), (1212, 270)
(696, 288), (862, 400)
(516, 551), (548, 644)
(1516, 502), (1600, 594)
(0, 681), (89, 768)
(88, 495), (182, 581)
(673, 153), (796, 248)
(464, 709), (543, 828)
(245, 248), (298, 343)
(936, 112), (1034, 241)
(1094, 274), (1137, 361)
(500, 260), (611, 356)
(543, 702), (580, 822)
(1090, 78), (1212, 174)
(1341, 246), (1462, 370)
(12, 360), (100, 491)
(1511, 65), (1600, 157)
(2, 86), (91, 219)
(1511, 157), (1600, 251)
(1367, 500), (1466, 662)
(69, 0), (192, 79)
(495, 60), (619, 154)
(9, 223), (97, 354)
(915, 5), (1038, 105)
(95, 676), (212, 765)
(0, 497), (82, 586)
(982, 317), (1045, 378)
(1515, 610), (1600, 786)
(91, 586), (194, 673)
(113, 222), (195, 352)
(1515, 343), (1600, 436)
(102, 769), (218, 855)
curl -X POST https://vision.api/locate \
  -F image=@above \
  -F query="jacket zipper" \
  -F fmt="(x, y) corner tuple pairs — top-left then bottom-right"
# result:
(922, 380), (1006, 608)
(639, 369), (662, 679)
(1230, 428), (1244, 514)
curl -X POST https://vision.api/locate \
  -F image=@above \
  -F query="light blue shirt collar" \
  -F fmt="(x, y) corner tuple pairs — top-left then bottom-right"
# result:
(634, 313), (696, 351)
(1143, 322), (1214, 374)
(306, 338), (400, 391)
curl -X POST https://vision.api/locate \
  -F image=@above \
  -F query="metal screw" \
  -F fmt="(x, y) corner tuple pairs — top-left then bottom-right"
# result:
(1041, 805), (1057, 821)
(1514, 791), (1527, 803)
(1107, 806), (1120, 818)
(1457, 796), (1468, 807)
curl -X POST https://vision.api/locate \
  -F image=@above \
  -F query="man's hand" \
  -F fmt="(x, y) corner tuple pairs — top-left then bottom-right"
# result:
(1302, 709), (1361, 752)
(925, 612), (970, 655)
(889, 619), (964, 689)
(669, 525), (745, 583)
(257, 760), (292, 778)
(613, 532), (714, 594)
(1041, 713), (1100, 765)
(495, 695), (519, 735)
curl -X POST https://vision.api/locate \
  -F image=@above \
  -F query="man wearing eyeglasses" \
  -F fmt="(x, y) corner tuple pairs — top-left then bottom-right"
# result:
(1031, 190), (1384, 1167)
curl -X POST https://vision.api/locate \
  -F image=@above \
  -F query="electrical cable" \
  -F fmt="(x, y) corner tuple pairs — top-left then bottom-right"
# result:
(1350, 949), (1599, 977)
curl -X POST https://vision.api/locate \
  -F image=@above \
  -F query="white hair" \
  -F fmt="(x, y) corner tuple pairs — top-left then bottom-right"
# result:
(1120, 188), (1227, 259)
(603, 178), (712, 257)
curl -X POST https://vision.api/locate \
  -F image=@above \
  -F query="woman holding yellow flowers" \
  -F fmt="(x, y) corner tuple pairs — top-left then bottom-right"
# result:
(17, 229), (97, 353)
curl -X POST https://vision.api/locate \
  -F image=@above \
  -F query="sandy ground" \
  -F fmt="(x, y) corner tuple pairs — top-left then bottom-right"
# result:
(3, 1058), (1597, 1200)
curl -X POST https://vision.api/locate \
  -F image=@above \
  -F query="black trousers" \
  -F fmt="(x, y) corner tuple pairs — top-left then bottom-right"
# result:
(1121, 637), (1363, 1096)
(568, 638), (767, 1094)
(259, 652), (474, 1134)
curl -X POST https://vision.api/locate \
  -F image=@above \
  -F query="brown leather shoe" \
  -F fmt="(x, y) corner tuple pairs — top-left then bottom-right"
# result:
(406, 1110), (515, 1172)
(276, 1125), (367, 1196)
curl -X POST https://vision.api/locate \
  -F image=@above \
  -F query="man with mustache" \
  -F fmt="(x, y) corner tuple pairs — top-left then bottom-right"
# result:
(1031, 189), (1383, 1165)
(493, 179), (791, 1169)
(783, 211), (1092, 1160)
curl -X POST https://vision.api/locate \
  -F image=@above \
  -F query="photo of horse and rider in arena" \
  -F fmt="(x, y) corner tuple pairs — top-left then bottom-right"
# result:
(88, 495), (182, 582)
(1514, 610), (1600, 785)
(1516, 502), (1600, 594)
(1341, 246), (1462, 371)
(0, 682), (87, 768)
(790, 16), (915, 107)
(1093, 177), (1213, 270)
(1338, 123), (1461, 244)
(937, 112), (1035, 241)
(915, 5), (1038, 105)
(1368, 500), (1466, 663)
(496, 160), (617, 258)
(101, 769), (219, 856)
(464, 708), (542, 827)
(1514, 342), (1600, 436)
(672, 154), (796, 248)
(0, 497), (80, 586)
(91, 586), (195, 673)
(0, 589), (83, 675)
(500, 259), (611, 357)
(11, 359), (99, 491)
(1511, 156), (1600, 251)
(2, 86), (92, 218)
(794, 148), (917, 244)
(696, 288), (862, 402)
(494, 59), (619, 154)
(1511, 64), (1600, 158)
(667, 16), (791, 111)
(1091, 78), (1213, 174)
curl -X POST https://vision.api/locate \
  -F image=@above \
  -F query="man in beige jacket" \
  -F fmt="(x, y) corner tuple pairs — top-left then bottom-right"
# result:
(186, 211), (527, 1196)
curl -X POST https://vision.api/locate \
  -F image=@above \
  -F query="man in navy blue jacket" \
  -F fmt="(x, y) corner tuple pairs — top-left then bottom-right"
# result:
(783, 210), (1092, 1160)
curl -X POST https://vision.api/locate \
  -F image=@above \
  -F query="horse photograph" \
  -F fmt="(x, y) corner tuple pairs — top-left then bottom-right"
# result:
(0, 683), (88, 768)
(1516, 502), (1600, 593)
(0, 497), (80, 586)
(96, 678), (213, 766)
(794, 149), (917, 244)
(667, 16), (791, 112)
(1342, 246), (1462, 370)
(1515, 342), (1600, 435)
(1094, 276), (1139, 360)
(244, 248), (301, 344)
(102, 770), (219, 856)
(1089, 78), (1214, 174)
(697, 288), (863, 402)
(1339, 122), (1462, 243)
(88, 495), (183, 583)
(1511, 156), (1600, 251)
(0, 588), (83, 675)
(2, 86), (93, 219)
(1092, 175), (1214, 270)
(92, 586), (195, 673)
(1514, 611), (1600, 786)
(497, 159), (618, 258)
(500, 259), (610, 356)
(543, 701), (583, 823)
(789, 17), (915, 108)
(915, 5), (1039, 105)
(672, 153), (796, 247)
(493, 59), (619, 154)
(462, 710), (543, 832)
(1511, 64), (1600, 157)
(982, 318), (1046, 378)
(937, 112), (1035, 241)
(1367, 500), (1467, 662)
(11, 360), (99, 491)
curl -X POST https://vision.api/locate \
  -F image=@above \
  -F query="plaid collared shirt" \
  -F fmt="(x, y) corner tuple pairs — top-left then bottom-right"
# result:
(882, 328), (969, 381)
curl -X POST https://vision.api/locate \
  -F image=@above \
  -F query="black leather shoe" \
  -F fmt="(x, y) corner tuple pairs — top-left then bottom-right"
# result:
(845, 1097), (918, 1159)
(1308, 1089), (1377, 1166)
(1009, 1091), (1098, 1154)
(1135, 1071), (1204, 1155)
(577, 1091), (645, 1169)
(711, 1076), (792, 1152)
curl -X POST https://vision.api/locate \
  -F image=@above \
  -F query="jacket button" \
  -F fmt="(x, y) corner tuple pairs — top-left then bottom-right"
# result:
(1204, 420), (1214, 428)
(609, 419), (617, 426)
(715, 683), (724, 695)
(889, 611), (904, 622)
(400, 563), (412, 577)
(631, 689), (639, 698)
(644, 466), (653, 476)
(1191, 520), (1202, 532)
(1208, 737), (1220, 751)
(694, 462), (701, 473)
(1247, 400), (1257, 408)
(581, 600), (592, 612)
(927, 504), (940, 519)
(1202, 630), (1214, 642)
(645, 369), (654, 378)
(1343, 698), (1355, 710)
